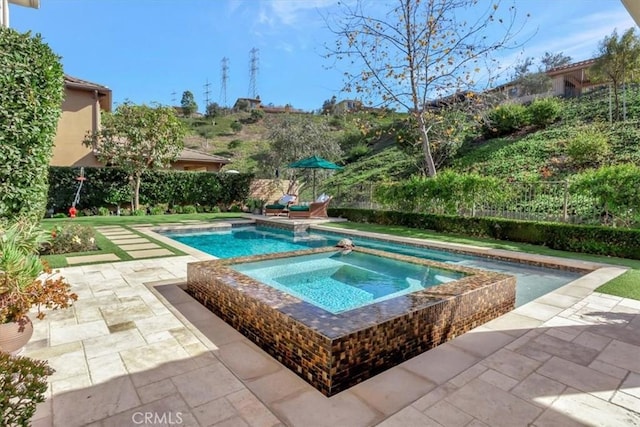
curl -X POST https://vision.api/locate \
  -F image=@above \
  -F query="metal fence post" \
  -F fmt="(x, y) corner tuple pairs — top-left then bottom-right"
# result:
(562, 180), (569, 222)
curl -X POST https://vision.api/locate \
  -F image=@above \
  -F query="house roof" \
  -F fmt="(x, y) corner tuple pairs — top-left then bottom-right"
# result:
(179, 148), (231, 164)
(546, 59), (597, 76)
(64, 74), (112, 111)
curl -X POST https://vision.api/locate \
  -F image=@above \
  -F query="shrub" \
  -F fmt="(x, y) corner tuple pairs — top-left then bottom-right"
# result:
(328, 207), (640, 259)
(347, 144), (370, 161)
(133, 209), (146, 216)
(149, 205), (167, 215)
(41, 224), (97, 255)
(228, 139), (243, 149)
(0, 28), (64, 223)
(230, 121), (243, 133)
(572, 164), (640, 226)
(528, 98), (562, 127)
(97, 207), (111, 216)
(0, 353), (54, 426)
(566, 127), (610, 167)
(52, 213), (67, 219)
(482, 104), (530, 137)
(182, 205), (197, 214)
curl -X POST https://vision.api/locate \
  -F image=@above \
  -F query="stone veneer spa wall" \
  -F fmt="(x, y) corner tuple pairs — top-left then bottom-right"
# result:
(187, 246), (515, 396)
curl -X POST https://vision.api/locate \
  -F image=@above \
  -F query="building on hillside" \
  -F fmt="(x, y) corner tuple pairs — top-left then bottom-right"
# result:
(546, 59), (599, 98)
(334, 99), (362, 114)
(233, 97), (262, 111)
(52, 75), (230, 172)
(260, 104), (306, 114)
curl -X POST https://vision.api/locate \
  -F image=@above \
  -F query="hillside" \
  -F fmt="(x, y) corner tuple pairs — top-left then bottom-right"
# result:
(181, 86), (640, 199)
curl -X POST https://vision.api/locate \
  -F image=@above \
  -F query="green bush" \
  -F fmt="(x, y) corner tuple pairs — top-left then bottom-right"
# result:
(482, 104), (530, 137)
(0, 353), (54, 426)
(328, 207), (640, 259)
(375, 171), (507, 214)
(149, 205), (167, 215)
(47, 167), (253, 213)
(528, 98), (562, 127)
(181, 205), (197, 214)
(97, 207), (111, 216)
(572, 164), (640, 226)
(230, 121), (243, 133)
(0, 28), (64, 223)
(41, 224), (98, 255)
(566, 127), (610, 167)
(228, 139), (243, 149)
(52, 213), (67, 219)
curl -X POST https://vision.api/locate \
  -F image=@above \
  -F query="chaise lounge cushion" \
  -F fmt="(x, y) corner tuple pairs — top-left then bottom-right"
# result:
(265, 203), (287, 210)
(289, 205), (310, 212)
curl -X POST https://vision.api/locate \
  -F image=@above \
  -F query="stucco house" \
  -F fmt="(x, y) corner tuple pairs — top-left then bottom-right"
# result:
(546, 59), (598, 98)
(52, 75), (230, 172)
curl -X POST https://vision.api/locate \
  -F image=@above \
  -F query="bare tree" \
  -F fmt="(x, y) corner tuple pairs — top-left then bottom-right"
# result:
(326, 0), (528, 176)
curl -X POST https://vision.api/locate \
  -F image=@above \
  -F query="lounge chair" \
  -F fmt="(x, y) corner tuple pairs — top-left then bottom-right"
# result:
(288, 196), (332, 219)
(264, 194), (297, 216)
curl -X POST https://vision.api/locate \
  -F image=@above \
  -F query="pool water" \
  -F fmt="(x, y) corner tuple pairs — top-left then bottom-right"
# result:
(164, 225), (581, 306)
(166, 227), (328, 258)
(232, 251), (465, 313)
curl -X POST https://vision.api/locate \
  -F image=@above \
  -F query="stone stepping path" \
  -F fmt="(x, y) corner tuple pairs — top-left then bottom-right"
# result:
(89, 226), (176, 261)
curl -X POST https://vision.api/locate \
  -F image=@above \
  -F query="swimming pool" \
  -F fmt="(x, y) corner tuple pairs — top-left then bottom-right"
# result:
(233, 251), (465, 313)
(164, 225), (582, 306)
(187, 246), (516, 395)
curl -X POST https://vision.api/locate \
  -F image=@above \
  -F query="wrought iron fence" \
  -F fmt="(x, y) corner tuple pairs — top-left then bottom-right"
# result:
(333, 180), (606, 225)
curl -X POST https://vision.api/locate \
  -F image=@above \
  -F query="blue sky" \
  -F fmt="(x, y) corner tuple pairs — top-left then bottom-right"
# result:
(9, 0), (637, 112)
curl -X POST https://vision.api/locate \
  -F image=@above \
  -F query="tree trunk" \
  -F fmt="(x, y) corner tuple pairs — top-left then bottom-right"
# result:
(417, 113), (437, 177)
(133, 173), (141, 211)
(613, 82), (620, 121)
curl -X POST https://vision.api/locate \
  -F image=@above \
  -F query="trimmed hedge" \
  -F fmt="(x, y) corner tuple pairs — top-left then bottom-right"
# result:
(0, 28), (64, 222)
(328, 208), (640, 259)
(47, 167), (253, 213)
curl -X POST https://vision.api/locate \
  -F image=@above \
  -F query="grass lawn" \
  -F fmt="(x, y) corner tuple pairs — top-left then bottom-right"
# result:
(595, 270), (640, 300)
(40, 212), (243, 268)
(323, 222), (640, 300)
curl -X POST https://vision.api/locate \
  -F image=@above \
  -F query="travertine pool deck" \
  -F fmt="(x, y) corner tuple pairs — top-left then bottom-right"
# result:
(23, 234), (640, 426)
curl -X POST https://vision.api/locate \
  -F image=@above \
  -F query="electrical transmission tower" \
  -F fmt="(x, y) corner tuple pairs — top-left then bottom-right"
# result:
(220, 57), (229, 107)
(171, 91), (177, 105)
(203, 78), (211, 111)
(248, 47), (259, 99)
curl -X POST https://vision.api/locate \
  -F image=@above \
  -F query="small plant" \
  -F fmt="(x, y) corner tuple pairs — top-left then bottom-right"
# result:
(528, 98), (562, 128)
(133, 209), (146, 216)
(149, 205), (167, 215)
(40, 224), (97, 255)
(0, 221), (78, 325)
(566, 127), (610, 167)
(210, 206), (221, 213)
(482, 103), (530, 137)
(97, 207), (111, 216)
(228, 139), (243, 149)
(0, 353), (54, 426)
(52, 213), (67, 219)
(181, 205), (197, 214)
(230, 121), (243, 133)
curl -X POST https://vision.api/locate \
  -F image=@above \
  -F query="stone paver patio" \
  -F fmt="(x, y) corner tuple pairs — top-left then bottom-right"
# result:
(23, 234), (640, 426)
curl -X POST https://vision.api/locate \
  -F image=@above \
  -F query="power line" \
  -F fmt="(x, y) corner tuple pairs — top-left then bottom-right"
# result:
(220, 57), (229, 107)
(204, 78), (211, 111)
(248, 47), (259, 99)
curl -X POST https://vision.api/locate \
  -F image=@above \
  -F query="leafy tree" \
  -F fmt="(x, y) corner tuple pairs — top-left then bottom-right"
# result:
(327, 0), (528, 177)
(180, 90), (198, 117)
(512, 57), (551, 95)
(205, 102), (221, 118)
(83, 102), (187, 211)
(541, 51), (572, 71)
(263, 116), (342, 190)
(322, 96), (337, 114)
(592, 28), (640, 121)
(0, 28), (64, 223)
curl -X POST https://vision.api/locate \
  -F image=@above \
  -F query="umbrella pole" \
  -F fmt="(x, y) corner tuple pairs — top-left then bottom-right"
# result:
(313, 169), (316, 200)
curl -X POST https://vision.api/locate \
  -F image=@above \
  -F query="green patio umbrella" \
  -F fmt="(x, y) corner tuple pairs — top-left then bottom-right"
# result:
(288, 155), (343, 200)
